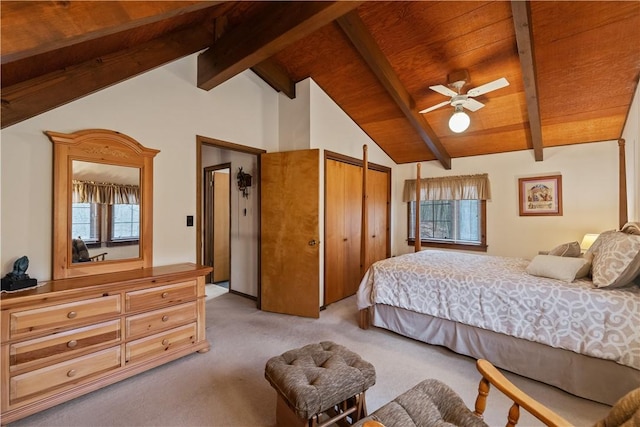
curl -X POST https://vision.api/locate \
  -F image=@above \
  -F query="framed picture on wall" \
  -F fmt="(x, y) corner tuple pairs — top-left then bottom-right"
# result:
(518, 175), (563, 216)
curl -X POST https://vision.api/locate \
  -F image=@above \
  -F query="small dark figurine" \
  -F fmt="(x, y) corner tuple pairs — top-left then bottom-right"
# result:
(11, 256), (30, 280)
(1, 255), (38, 292)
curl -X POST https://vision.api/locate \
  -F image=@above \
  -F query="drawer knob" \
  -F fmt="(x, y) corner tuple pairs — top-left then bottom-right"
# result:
(67, 369), (77, 377)
(67, 340), (78, 348)
(161, 292), (169, 299)
(67, 311), (77, 319)
(162, 315), (169, 322)
(162, 339), (169, 346)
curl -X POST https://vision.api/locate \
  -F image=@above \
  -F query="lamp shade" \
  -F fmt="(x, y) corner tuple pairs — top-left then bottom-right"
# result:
(580, 233), (599, 251)
(448, 108), (470, 133)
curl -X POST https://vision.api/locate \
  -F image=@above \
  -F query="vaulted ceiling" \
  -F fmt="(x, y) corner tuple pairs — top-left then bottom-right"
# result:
(2, 1), (639, 169)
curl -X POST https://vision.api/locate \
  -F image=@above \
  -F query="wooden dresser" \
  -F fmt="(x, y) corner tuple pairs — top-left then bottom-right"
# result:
(0, 263), (212, 424)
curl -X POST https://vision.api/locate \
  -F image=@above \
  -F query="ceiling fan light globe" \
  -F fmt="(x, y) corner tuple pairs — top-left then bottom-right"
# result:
(449, 110), (470, 133)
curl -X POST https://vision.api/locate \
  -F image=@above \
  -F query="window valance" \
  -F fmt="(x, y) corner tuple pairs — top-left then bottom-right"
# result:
(72, 180), (140, 205)
(403, 173), (491, 202)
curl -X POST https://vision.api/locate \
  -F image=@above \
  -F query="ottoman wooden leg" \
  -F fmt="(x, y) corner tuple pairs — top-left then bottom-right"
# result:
(356, 392), (368, 421)
(275, 394), (307, 427)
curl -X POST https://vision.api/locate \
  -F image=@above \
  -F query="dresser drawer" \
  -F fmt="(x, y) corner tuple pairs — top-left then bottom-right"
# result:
(125, 281), (197, 312)
(125, 323), (196, 364)
(10, 347), (121, 403)
(9, 320), (121, 370)
(126, 302), (197, 339)
(9, 295), (121, 339)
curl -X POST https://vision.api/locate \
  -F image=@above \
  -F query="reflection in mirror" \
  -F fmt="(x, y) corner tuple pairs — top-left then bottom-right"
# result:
(71, 161), (141, 262)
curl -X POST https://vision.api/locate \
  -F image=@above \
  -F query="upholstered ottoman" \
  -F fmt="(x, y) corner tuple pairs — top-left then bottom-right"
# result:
(265, 341), (376, 427)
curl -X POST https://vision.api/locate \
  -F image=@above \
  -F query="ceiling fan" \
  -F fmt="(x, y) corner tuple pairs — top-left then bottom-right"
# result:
(419, 70), (509, 133)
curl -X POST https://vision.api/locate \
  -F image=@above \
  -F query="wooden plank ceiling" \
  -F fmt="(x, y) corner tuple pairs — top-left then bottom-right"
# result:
(2, 1), (639, 168)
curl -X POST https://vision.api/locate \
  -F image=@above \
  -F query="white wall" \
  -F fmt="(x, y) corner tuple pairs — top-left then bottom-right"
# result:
(393, 141), (622, 259)
(1, 53), (279, 282)
(279, 79), (311, 151)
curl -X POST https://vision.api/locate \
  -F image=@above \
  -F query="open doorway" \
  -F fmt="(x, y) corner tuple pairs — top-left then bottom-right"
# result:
(197, 135), (265, 306)
(204, 165), (230, 296)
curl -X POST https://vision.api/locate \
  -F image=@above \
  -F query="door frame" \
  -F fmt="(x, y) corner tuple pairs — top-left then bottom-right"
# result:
(204, 164), (231, 285)
(196, 135), (266, 306)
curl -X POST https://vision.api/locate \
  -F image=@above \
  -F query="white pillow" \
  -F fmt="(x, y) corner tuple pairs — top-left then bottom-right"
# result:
(526, 255), (591, 282)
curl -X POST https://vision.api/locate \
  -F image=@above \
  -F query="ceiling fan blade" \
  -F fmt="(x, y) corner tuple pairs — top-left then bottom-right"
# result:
(419, 100), (451, 114)
(462, 98), (485, 112)
(467, 77), (509, 97)
(429, 84), (458, 97)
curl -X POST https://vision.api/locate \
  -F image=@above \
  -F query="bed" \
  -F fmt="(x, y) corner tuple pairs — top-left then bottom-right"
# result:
(357, 246), (640, 405)
(355, 141), (640, 406)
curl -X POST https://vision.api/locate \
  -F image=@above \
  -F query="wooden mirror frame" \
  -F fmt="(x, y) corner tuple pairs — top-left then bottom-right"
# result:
(46, 129), (159, 280)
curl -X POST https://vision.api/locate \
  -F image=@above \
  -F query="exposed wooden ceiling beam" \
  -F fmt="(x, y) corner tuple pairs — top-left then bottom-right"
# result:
(251, 60), (296, 99)
(206, 11), (297, 99)
(336, 11), (451, 170)
(1, 26), (213, 129)
(197, 1), (362, 91)
(512, 0), (543, 161)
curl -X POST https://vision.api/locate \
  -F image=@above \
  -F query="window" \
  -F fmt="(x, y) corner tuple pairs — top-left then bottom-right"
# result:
(404, 173), (489, 252)
(109, 204), (140, 244)
(71, 202), (100, 244)
(408, 200), (486, 250)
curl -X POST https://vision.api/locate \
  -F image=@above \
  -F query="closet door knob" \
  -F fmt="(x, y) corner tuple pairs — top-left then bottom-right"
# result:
(308, 239), (317, 246)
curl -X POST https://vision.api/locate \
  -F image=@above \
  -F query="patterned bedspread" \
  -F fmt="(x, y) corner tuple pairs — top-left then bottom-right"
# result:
(356, 250), (640, 370)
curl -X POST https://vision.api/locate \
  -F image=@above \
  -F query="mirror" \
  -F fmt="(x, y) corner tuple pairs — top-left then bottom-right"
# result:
(72, 160), (141, 262)
(46, 129), (159, 280)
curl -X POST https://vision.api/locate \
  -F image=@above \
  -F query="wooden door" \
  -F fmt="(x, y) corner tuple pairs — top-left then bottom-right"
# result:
(366, 168), (390, 269)
(261, 149), (320, 318)
(344, 162), (363, 296)
(213, 171), (230, 283)
(325, 160), (347, 305)
(325, 159), (362, 305)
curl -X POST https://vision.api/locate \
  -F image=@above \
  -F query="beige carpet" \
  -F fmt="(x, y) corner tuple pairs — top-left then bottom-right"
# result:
(9, 293), (611, 427)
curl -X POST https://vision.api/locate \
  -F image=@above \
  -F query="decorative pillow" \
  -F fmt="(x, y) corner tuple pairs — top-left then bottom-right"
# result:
(585, 230), (615, 258)
(588, 231), (640, 288)
(621, 222), (640, 235)
(548, 241), (581, 257)
(526, 255), (591, 282)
